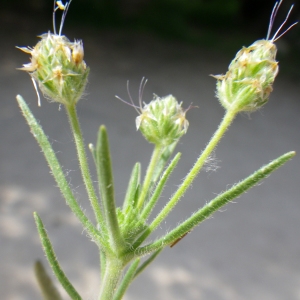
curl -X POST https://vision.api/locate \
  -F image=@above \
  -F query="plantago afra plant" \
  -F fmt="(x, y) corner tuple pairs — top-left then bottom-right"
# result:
(17, 0), (296, 299)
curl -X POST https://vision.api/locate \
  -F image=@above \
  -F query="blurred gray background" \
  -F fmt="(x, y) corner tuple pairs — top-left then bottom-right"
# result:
(1, 0), (300, 299)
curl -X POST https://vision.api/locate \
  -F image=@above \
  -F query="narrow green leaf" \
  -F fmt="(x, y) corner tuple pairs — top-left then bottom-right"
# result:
(34, 212), (82, 300)
(134, 184), (141, 207)
(151, 141), (178, 185)
(133, 248), (163, 279)
(141, 153), (181, 221)
(134, 151), (296, 256)
(137, 144), (164, 209)
(123, 163), (141, 212)
(113, 259), (140, 300)
(34, 260), (63, 300)
(16, 95), (104, 246)
(96, 125), (124, 252)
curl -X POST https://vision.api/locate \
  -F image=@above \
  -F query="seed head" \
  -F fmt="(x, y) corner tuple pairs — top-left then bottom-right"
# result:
(116, 78), (190, 146)
(17, 1), (89, 106)
(213, 0), (297, 113)
(136, 94), (189, 146)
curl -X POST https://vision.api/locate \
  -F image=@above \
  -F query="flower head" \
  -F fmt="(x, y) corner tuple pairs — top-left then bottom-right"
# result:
(213, 0), (297, 113)
(17, 1), (89, 106)
(136, 94), (189, 146)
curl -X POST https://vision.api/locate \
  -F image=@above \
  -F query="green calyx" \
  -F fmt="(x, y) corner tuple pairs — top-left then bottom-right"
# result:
(214, 39), (279, 113)
(18, 32), (89, 106)
(136, 95), (189, 146)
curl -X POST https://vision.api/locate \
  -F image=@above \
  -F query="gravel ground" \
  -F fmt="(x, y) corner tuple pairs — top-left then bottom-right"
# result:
(1, 12), (300, 300)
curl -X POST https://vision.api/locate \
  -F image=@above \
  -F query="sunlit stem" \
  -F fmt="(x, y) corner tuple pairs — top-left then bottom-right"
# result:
(137, 144), (164, 210)
(133, 108), (237, 247)
(65, 104), (107, 235)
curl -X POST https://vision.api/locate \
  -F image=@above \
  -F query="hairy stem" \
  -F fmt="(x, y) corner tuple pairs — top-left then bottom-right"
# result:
(98, 258), (124, 300)
(137, 144), (164, 209)
(66, 104), (106, 233)
(134, 109), (237, 247)
(134, 151), (295, 255)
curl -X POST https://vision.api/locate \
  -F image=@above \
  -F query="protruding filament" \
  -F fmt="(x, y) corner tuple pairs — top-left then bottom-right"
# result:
(115, 78), (148, 114)
(53, 0), (73, 36)
(266, 0), (298, 42)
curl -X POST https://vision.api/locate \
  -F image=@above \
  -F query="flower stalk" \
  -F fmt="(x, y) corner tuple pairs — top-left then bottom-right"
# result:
(66, 104), (107, 234)
(137, 144), (164, 210)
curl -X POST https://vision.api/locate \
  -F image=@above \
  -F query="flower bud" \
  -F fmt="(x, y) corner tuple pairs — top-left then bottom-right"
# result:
(213, 0), (297, 113)
(136, 95), (189, 146)
(18, 32), (89, 106)
(213, 39), (278, 113)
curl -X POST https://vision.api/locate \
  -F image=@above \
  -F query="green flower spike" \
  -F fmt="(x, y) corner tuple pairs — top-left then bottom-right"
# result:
(213, 0), (297, 113)
(17, 0), (89, 106)
(136, 94), (189, 146)
(116, 78), (190, 146)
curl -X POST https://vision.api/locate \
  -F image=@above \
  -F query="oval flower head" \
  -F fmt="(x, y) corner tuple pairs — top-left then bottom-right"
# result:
(213, 0), (297, 113)
(17, 0), (89, 106)
(116, 78), (189, 146)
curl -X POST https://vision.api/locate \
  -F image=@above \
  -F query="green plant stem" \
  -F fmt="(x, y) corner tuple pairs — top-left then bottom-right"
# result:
(133, 248), (163, 279)
(34, 212), (82, 300)
(134, 109), (237, 247)
(140, 153), (181, 220)
(113, 259), (140, 300)
(16, 95), (102, 245)
(134, 151), (296, 256)
(151, 141), (178, 185)
(65, 104), (106, 232)
(98, 258), (124, 300)
(100, 250), (107, 281)
(137, 144), (164, 209)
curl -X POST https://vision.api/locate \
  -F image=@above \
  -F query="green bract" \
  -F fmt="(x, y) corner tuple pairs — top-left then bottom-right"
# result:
(136, 95), (189, 146)
(18, 32), (89, 106)
(214, 40), (279, 112)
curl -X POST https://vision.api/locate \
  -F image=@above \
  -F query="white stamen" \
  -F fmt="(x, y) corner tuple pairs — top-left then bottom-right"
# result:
(266, 0), (298, 42)
(273, 21), (298, 42)
(53, 0), (73, 36)
(139, 77), (148, 111)
(59, 0), (73, 35)
(31, 77), (41, 106)
(115, 78), (148, 114)
(266, 0), (282, 40)
(115, 95), (140, 111)
(127, 80), (140, 113)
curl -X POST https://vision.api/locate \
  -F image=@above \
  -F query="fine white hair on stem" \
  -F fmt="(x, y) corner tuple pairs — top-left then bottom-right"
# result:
(266, 0), (298, 42)
(53, 0), (73, 36)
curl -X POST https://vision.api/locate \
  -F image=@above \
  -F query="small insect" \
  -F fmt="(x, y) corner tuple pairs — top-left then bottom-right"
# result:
(170, 231), (191, 248)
